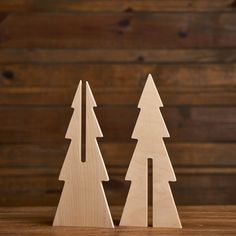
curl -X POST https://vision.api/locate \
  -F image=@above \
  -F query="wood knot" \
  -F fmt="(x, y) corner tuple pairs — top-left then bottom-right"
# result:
(137, 56), (145, 62)
(230, 0), (236, 7)
(0, 13), (8, 24)
(118, 18), (131, 28)
(125, 7), (133, 13)
(178, 30), (188, 38)
(2, 70), (14, 80)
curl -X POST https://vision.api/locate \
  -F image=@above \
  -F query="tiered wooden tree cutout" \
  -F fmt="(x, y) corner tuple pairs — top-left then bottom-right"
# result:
(53, 81), (114, 228)
(120, 74), (182, 228)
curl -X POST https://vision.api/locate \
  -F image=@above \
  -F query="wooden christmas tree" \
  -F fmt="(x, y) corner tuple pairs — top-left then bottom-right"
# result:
(120, 74), (181, 228)
(53, 81), (114, 228)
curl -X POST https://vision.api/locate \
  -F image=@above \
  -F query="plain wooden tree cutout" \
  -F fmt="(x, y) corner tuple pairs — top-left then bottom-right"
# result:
(120, 74), (182, 228)
(53, 81), (114, 228)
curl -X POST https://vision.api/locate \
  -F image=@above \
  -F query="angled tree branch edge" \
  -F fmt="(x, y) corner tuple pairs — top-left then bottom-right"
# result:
(53, 81), (114, 228)
(119, 74), (182, 228)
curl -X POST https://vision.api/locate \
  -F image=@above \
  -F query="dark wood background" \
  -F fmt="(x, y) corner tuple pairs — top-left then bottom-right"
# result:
(0, 0), (235, 207)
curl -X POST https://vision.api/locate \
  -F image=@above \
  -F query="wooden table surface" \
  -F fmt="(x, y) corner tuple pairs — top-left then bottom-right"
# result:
(0, 206), (236, 235)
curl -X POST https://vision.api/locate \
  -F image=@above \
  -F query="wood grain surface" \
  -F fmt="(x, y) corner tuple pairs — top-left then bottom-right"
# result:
(0, 13), (236, 49)
(0, 63), (235, 106)
(0, 206), (236, 235)
(53, 82), (114, 227)
(0, 1), (235, 207)
(119, 75), (181, 228)
(0, 0), (236, 13)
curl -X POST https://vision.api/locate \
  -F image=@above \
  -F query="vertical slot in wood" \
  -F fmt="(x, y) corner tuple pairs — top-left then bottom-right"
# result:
(148, 158), (153, 227)
(81, 82), (86, 162)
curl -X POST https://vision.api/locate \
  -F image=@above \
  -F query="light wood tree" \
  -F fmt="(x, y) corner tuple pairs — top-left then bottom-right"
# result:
(53, 81), (114, 228)
(120, 74), (182, 228)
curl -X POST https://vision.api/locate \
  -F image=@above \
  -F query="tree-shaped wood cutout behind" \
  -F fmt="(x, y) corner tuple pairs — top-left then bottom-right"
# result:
(53, 81), (114, 228)
(120, 74), (182, 228)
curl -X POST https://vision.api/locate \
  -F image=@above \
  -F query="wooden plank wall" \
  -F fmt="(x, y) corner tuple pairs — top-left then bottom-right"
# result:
(0, 0), (235, 206)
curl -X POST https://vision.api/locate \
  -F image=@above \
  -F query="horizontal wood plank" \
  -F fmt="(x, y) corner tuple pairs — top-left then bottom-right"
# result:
(1, 206), (236, 235)
(0, 172), (235, 206)
(2, 166), (236, 176)
(0, 0), (235, 13)
(0, 106), (235, 143)
(0, 13), (236, 48)
(1, 49), (236, 64)
(0, 86), (234, 106)
(1, 141), (236, 205)
(0, 64), (235, 106)
(0, 143), (235, 168)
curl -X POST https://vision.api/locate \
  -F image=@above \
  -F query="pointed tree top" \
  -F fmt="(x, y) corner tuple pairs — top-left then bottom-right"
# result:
(72, 80), (82, 109)
(86, 81), (97, 107)
(138, 74), (163, 109)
